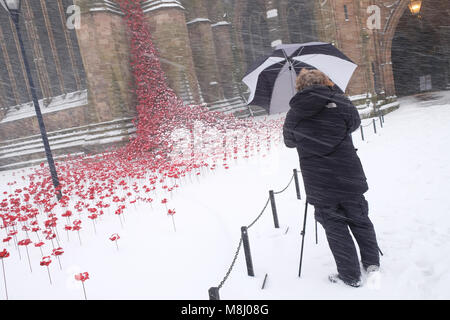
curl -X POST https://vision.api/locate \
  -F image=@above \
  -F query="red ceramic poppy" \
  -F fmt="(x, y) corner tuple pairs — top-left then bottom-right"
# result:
(62, 210), (72, 218)
(52, 247), (64, 256)
(40, 256), (52, 266)
(0, 249), (9, 258)
(74, 272), (89, 282)
(109, 233), (120, 241)
(34, 242), (44, 248)
(45, 233), (56, 240)
(18, 239), (32, 246)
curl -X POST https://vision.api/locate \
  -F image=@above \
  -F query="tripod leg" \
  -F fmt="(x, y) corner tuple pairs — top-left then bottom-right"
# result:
(298, 201), (308, 277)
(315, 219), (318, 245)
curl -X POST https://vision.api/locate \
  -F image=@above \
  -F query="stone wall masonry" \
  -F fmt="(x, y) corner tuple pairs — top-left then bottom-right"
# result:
(211, 23), (236, 99)
(143, 5), (202, 104)
(74, 1), (136, 123)
(187, 20), (225, 103)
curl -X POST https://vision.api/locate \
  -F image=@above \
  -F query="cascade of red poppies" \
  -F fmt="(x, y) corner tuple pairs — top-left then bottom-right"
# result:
(115, 0), (243, 161)
(0, 0), (286, 294)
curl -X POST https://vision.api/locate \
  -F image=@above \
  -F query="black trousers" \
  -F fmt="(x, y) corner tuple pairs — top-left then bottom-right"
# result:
(314, 195), (380, 282)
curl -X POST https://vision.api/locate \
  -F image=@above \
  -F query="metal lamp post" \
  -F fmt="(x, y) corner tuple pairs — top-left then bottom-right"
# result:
(1, 0), (62, 200)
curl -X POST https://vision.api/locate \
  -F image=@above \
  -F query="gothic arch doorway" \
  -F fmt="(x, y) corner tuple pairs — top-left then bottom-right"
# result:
(391, 0), (450, 96)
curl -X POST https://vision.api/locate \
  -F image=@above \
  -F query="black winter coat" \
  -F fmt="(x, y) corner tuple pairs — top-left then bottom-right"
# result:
(283, 85), (368, 206)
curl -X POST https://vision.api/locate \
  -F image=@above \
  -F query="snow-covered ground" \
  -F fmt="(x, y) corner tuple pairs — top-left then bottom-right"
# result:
(1, 91), (449, 300)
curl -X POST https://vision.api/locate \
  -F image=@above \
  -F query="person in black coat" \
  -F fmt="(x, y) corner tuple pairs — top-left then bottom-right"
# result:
(283, 69), (380, 287)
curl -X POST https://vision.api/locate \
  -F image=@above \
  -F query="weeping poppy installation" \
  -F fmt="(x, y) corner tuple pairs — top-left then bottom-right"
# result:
(0, 0), (285, 298)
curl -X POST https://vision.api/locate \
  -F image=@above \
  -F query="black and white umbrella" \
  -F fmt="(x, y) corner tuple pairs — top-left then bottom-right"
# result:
(242, 42), (358, 114)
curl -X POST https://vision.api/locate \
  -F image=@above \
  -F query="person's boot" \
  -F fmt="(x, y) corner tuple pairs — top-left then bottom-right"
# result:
(363, 265), (381, 289)
(328, 274), (362, 288)
(364, 265), (380, 273)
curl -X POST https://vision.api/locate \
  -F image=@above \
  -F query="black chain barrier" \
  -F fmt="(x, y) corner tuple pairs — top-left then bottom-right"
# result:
(360, 113), (386, 141)
(209, 172), (297, 300)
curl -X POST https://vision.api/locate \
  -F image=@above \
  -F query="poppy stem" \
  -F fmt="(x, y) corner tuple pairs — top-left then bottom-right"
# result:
(92, 220), (96, 234)
(53, 227), (61, 247)
(115, 241), (119, 251)
(77, 231), (82, 246)
(57, 256), (62, 270)
(82, 281), (87, 300)
(25, 246), (32, 273)
(16, 239), (21, 261)
(46, 266), (52, 285)
(171, 215), (177, 232)
(1, 259), (8, 300)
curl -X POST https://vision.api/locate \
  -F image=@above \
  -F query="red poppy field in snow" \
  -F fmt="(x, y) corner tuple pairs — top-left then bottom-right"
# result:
(0, 0), (285, 299)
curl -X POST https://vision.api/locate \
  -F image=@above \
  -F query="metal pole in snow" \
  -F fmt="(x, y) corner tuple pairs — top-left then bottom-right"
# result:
(298, 202), (308, 277)
(269, 190), (280, 229)
(10, 11), (62, 201)
(241, 226), (254, 277)
(208, 287), (220, 300)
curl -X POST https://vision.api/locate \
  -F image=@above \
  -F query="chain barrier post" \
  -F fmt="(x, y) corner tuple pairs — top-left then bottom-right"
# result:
(373, 118), (377, 134)
(379, 115), (383, 128)
(208, 287), (220, 300)
(298, 202), (309, 277)
(360, 126), (365, 141)
(293, 169), (301, 200)
(269, 190), (280, 229)
(241, 226), (255, 277)
(381, 112), (385, 124)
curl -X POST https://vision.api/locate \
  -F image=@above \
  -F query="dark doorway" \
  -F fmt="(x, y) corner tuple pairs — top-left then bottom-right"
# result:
(391, 0), (450, 97)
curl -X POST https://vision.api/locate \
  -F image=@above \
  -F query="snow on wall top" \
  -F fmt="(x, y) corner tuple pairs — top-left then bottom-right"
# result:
(1, 90), (88, 123)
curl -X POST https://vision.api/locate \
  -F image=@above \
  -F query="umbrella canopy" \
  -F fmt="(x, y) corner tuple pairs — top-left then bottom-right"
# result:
(242, 42), (357, 114)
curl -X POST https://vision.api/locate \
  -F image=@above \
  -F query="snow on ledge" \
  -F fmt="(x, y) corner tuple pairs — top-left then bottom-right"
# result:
(1, 90), (88, 123)
(89, 0), (124, 15)
(211, 21), (231, 27)
(349, 93), (372, 101)
(186, 18), (212, 25)
(141, 0), (185, 13)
